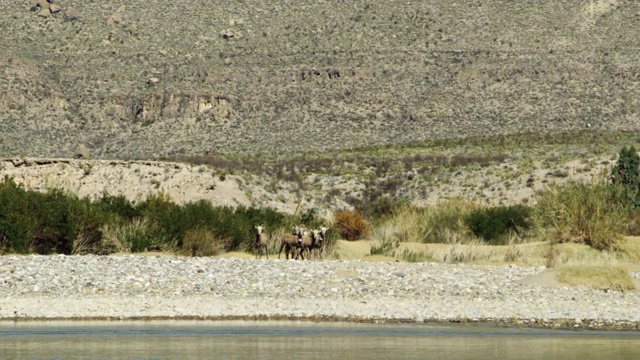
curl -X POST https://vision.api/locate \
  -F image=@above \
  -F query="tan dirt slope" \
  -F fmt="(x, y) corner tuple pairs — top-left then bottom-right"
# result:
(1, 1), (639, 158)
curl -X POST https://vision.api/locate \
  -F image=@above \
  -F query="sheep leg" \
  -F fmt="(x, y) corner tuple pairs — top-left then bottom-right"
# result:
(278, 242), (285, 259)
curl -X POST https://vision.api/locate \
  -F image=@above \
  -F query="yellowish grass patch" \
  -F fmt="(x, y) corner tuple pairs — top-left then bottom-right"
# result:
(555, 266), (636, 291)
(620, 237), (640, 263)
(333, 240), (371, 260)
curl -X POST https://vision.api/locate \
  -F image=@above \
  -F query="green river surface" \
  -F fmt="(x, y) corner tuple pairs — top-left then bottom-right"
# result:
(0, 320), (638, 359)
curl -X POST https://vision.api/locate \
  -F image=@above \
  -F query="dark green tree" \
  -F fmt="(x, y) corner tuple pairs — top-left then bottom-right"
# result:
(611, 145), (640, 208)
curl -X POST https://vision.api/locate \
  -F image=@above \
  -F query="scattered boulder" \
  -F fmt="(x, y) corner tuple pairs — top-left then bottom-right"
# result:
(64, 7), (78, 21)
(147, 77), (159, 86)
(31, 1), (68, 19)
(74, 144), (91, 159)
(219, 29), (234, 39)
(37, 8), (50, 17)
(107, 12), (123, 25)
(127, 24), (138, 36)
(49, 3), (61, 14)
(29, 0), (49, 11)
(112, 13), (123, 24)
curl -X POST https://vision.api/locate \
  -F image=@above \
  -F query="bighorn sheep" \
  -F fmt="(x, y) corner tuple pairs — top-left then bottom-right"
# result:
(295, 229), (319, 260)
(254, 224), (269, 259)
(310, 226), (328, 260)
(278, 225), (303, 259)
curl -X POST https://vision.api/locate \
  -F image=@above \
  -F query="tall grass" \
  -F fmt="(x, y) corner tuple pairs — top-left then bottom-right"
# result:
(100, 218), (165, 253)
(533, 180), (628, 250)
(370, 199), (479, 244)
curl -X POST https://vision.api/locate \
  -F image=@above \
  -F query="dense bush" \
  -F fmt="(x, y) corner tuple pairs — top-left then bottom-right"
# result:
(533, 180), (628, 250)
(0, 177), (109, 254)
(611, 145), (640, 209)
(95, 193), (140, 221)
(0, 177), (34, 253)
(464, 205), (532, 245)
(0, 176), (323, 255)
(333, 209), (370, 241)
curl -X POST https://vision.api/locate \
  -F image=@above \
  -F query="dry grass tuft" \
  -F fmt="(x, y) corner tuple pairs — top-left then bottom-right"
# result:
(182, 229), (226, 257)
(100, 218), (162, 253)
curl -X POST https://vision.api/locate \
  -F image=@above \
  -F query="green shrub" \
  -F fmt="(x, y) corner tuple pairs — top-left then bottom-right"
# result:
(135, 192), (178, 225)
(137, 194), (305, 252)
(26, 189), (78, 254)
(369, 195), (405, 219)
(95, 193), (140, 221)
(0, 177), (33, 253)
(611, 145), (640, 209)
(0, 176), (321, 255)
(464, 205), (532, 245)
(533, 180), (628, 250)
(70, 197), (109, 254)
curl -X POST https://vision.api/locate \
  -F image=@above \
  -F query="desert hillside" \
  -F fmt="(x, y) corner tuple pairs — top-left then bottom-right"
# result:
(1, 0), (639, 159)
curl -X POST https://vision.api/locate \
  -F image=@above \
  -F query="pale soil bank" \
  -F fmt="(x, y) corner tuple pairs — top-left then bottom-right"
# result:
(1, 255), (639, 330)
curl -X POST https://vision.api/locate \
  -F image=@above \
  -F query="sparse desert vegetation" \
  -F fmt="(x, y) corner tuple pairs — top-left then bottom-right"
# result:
(1, 1), (640, 158)
(3, 1), (640, 293)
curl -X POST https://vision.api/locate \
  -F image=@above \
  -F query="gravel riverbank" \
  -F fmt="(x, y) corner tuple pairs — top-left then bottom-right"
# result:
(1, 255), (639, 330)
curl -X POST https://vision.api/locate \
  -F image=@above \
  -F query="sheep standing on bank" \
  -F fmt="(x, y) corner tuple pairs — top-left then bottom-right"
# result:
(310, 226), (328, 260)
(278, 225), (303, 259)
(295, 229), (319, 260)
(254, 225), (269, 259)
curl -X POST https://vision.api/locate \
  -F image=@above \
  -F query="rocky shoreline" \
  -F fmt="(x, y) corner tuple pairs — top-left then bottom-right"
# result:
(1, 255), (639, 330)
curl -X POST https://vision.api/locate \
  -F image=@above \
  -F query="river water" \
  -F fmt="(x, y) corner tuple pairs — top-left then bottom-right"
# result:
(0, 321), (638, 359)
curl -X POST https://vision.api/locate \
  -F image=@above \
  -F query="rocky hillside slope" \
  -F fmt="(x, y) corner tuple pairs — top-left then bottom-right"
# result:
(1, 1), (639, 159)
